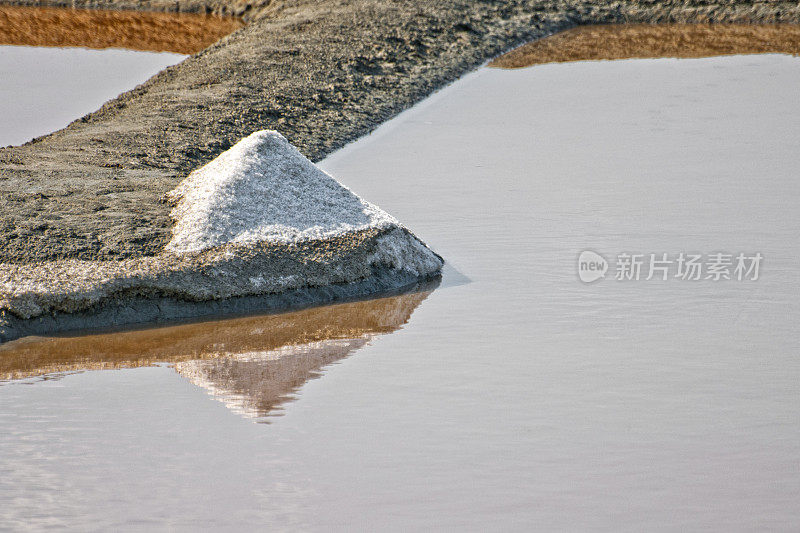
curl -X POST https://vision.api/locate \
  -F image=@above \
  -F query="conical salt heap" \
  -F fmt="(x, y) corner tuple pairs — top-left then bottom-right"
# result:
(169, 131), (409, 253)
(0, 131), (442, 342)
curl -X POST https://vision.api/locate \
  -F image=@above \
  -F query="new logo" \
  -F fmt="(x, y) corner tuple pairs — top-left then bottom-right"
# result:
(578, 250), (608, 283)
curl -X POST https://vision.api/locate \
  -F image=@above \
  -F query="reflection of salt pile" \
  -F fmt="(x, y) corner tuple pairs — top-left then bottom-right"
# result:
(175, 337), (372, 420)
(171, 288), (433, 421)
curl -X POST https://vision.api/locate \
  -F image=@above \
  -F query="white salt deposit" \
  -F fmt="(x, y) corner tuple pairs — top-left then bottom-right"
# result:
(165, 130), (399, 253)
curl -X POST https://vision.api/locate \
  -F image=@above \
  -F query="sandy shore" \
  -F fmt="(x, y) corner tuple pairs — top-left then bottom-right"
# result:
(0, 5), (242, 53)
(490, 23), (800, 68)
(1, 0), (799, 340)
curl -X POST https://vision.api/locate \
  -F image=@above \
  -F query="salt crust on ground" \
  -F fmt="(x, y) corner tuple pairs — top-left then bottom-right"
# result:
(0, 131), (442, 325)
(166, 130), (399, 253)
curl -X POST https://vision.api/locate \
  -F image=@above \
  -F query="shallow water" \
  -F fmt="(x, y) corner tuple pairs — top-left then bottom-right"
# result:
(0, 45), (184, 147)
(2, 54), (799, 529)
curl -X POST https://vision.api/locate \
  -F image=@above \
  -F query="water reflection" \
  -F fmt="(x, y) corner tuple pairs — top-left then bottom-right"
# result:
(0, 282), (436, 419)
(175, 338), (373, 420)
(0, 5), (242, 54)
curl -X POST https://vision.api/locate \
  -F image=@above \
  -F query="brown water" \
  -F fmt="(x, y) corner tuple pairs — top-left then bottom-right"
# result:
(0, 5), (242, 54)
(490, 23), (800, 68)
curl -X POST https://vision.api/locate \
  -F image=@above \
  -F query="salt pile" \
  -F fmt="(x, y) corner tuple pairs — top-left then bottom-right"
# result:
(166, 130), (400, 253)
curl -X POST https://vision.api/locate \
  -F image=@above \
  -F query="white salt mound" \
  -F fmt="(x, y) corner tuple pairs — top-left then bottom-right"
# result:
(165, 130), (401, 253)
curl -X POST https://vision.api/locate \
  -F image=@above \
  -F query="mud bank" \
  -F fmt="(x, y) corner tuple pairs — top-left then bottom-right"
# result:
(1, 0), (799, 340)
(490, 23), (800, 68)
(0, 129), (441, 342)
(0, 242), (440, 342)
(0, 5), (242, 53)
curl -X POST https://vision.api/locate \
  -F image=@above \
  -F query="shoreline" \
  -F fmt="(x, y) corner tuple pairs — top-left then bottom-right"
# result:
(489, 23), (800, 68)
(0, 5), (242, 53)
(1, 0), (799, 340)
(0, 274), (440, 373)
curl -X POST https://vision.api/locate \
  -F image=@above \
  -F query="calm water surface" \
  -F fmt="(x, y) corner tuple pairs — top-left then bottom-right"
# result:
(0, 45), (184, 147)
(2, 54), (799, 530)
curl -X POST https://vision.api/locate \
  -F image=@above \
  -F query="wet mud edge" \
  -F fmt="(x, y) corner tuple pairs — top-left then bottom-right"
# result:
(0, 268), (441, 343)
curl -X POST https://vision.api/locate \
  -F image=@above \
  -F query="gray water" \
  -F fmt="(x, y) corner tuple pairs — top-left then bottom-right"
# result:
(0, 46), (185, 147)
(2, 54), (799, 530)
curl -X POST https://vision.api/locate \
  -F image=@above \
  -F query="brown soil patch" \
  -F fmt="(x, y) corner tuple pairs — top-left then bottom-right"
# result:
(489, 24), (800, 68)
(0, 5), (242, 54)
